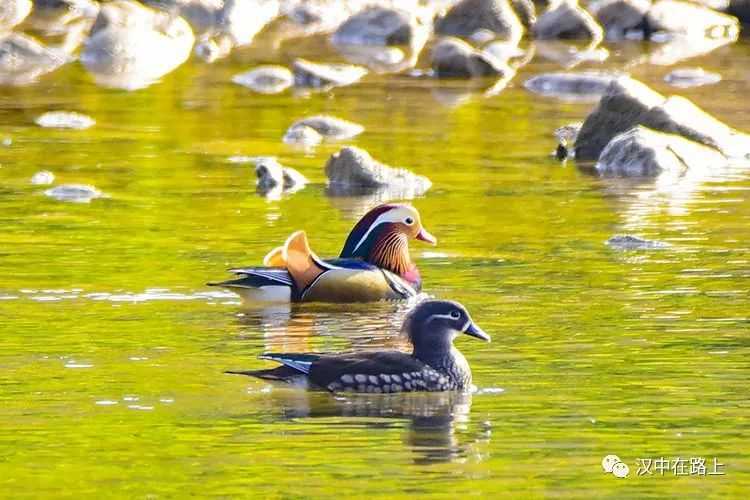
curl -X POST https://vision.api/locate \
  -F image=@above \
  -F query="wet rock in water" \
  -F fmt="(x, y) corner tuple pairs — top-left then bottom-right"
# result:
(647, 34), (735, 66)
(325, 146), (431, 197)
(435, 0), (524, 43)
(431, 37), (513, 78)
(336, 45), (407, 72)
(1, 0), (32, 32)
(282, 125), (323, 148)
(81, 0), (195, 90)
(534, 39), (609, 69)
(574, 77), (666, 161)
(554, 122), (582, 159)
(646, 0), (739, 39)
(577, 78), (750, 159)
(524, 72), (618, 101)
(35, 111), (95, 129)
(31, 170), (55, 185)
(606, 234), (671, 250)
(255, 157), (307, 197)
(588, 0), (650, 40)
(292, 58), (368, 89)
(27, 0), (99, 33)
(511, 0), (537, 29)
(332, 7), (416, 46)
(193, 0), (280, 62)
(44, 184), (103, 203)
(0, 33), (70, 86)
(232, 65), (292, 94)
(664, 68), (722, 88)
(595, 126), (726, 177)
(534, 0), (604, 42)
(286, 115), (364, 141)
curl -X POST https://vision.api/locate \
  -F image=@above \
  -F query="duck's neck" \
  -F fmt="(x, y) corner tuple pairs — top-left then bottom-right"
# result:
(368, 231), (412, 276)
(413, 345), (472, 388)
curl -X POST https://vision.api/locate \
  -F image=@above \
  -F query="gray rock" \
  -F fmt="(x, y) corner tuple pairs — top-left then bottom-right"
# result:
(31, 170), (55, 185)
(255, 157), (307, 197)
(286, 115), (364, 141)
(325, 146), (431, 196)
(534, 0), (604, 41)
(282, 125), (323, 147)
(574, 77), (666, 161)
(647, 35), (735, 66)
(606, 234), (671, 250)
(1, 0), (32, 32)
(578, 79), (750, 159)
(646, 0), (739, 39)
(28, 0), (100, 34)
(524, 72), (617, 101)
(81, 1), (195, 90)
(595, 126), (726, 177)
(0, 33), (69, 86)
(435, 0), (524, 43)
(292, 58), (368, 89)
(664, 68), (722, 88)
(332, 7), (416, 46)
(35, 111), (95, 129)
(232, 65), (293, 94)
(431, 37), (513, 78)
(44, 184), (104, 203)
(589, 0), (650, 40)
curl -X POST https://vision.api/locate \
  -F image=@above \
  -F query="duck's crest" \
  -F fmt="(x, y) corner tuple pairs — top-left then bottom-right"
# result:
(340, 204), (399, 258)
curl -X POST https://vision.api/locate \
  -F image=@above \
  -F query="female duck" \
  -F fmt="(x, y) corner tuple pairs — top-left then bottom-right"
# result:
(209, 204), (436, 303)
(227, 300), (490, 393)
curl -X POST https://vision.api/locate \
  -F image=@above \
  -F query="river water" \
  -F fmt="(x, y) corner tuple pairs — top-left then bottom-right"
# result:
(0, 34), (748, 497)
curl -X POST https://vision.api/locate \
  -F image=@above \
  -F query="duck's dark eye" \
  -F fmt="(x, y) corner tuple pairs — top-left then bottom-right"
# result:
(450, 310), (461, 319)
(405, 217), (414, 225)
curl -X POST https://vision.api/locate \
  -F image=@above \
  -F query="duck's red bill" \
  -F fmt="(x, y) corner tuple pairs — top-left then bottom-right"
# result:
(416, 228), (437, 245)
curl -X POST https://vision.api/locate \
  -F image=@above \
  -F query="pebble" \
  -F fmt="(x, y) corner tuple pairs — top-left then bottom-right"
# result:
(35, 111), (95, 130)
(31, 170), (55, 185)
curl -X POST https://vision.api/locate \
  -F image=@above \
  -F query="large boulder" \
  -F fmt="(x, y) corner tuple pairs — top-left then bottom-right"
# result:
(27, 0), (100, 34)
(646, 0), (739, 39)
(81, 1), (194, 90)
(595, 126), (726, 177)
(431, 37), (514, 78)
(575, 77), (750, 160)
(325, 146), (431, 197)
(575, 77), (664, 160)
(435, 0), (524, 43)
(332, 7), (416, 46)
(588, 0), (650, 40)
(533, 0), (604, 42)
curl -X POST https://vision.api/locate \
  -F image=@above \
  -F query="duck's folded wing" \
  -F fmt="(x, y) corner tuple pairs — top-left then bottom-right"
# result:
(208, 268), (294, 288)
(309, 351), (426, 389)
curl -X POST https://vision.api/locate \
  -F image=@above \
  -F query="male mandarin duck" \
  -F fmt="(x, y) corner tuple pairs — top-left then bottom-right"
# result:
(209, 204), (436, 303)
(226, 300), (490, 393)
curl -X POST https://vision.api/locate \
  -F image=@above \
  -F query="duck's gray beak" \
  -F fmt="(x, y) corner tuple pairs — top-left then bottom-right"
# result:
(463, 321), (491, 342)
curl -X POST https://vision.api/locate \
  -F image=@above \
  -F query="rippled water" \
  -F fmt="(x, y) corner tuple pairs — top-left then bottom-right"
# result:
(1, 36), (749, 497)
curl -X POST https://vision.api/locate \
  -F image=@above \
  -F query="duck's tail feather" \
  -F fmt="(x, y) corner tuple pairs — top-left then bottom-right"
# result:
(207, 268), (294, 288)
(284, 231), (332, 293)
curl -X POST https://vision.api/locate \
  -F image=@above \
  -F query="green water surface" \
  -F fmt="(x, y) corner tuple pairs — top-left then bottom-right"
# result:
(0, 36), (749, 498)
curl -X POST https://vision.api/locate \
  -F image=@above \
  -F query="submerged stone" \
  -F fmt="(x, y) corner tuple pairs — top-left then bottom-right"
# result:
(282, 125), (323, 147)
(232, 65), (293, 94)
(254, 157), (307, 198)
(35, 111), (95, 129)
(44, 184), (103, 203)
(524, 72), (617, 101)
(606, 234), (671, 250)
(286, 115), (364, 141)
(292, 58), (368, 89)
(664, 68), (722, 88)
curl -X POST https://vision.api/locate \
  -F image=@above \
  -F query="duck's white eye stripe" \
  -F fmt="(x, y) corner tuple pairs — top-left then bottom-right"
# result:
(426, 313), (457, 323)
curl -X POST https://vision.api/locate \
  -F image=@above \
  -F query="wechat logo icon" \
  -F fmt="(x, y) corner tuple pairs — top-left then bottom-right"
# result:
(602, 455), (630, 478)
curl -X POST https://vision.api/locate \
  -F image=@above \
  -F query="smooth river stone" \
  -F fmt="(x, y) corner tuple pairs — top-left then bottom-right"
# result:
(44, 184), (103, 203)
(232, 66), (293, 94)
